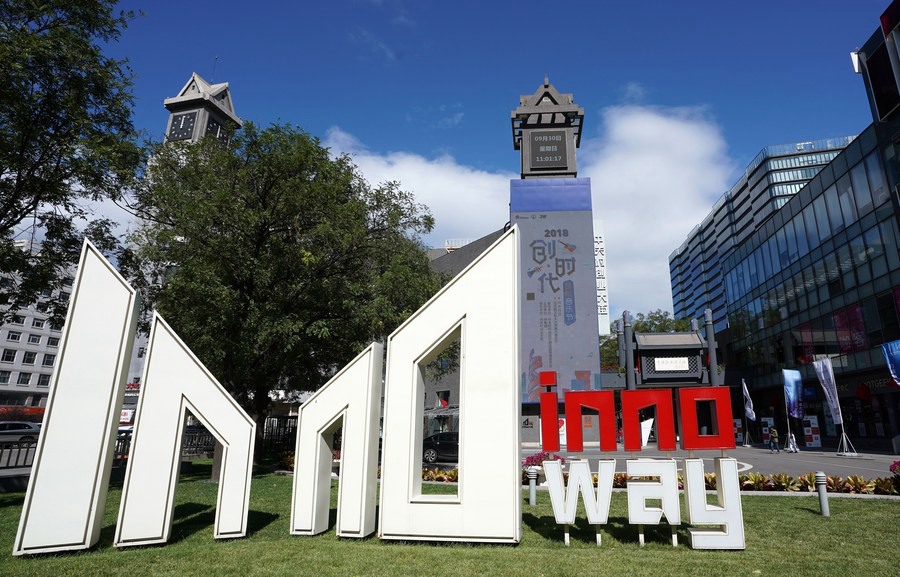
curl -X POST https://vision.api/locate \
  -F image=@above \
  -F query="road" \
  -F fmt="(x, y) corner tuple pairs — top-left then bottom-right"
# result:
(521, 443), (898, 480)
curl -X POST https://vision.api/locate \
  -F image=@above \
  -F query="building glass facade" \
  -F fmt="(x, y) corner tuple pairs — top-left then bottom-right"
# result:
(722, 125), (900, 449)
(714, 3), (900, 450)
(670, 138), (852, 334)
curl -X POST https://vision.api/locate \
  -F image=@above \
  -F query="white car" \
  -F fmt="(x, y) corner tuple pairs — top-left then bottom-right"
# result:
(0, 421), (42, 442)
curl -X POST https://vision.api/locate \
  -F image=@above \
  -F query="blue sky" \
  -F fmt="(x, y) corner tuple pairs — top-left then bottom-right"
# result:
(106, 0), (887, 319)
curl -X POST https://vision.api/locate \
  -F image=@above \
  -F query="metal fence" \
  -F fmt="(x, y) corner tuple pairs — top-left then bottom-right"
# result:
(0, 431), (218, 473)
(0, 439), (37, 470)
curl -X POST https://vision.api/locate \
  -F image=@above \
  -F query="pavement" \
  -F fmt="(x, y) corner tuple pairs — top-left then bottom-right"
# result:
(520, 442), (899, 480)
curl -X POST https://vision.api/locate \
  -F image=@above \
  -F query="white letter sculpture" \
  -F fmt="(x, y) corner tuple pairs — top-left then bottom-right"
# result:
(291, 343), (383, 537)
(545, 459), (616, 545)
(683, 458), (745, 549)
(14, 241), (256, 555)
(627, 458), (681, 547)
(14, 242), (139, 555)
(379, 227), (521, 543)
(115, 313), (256, 546)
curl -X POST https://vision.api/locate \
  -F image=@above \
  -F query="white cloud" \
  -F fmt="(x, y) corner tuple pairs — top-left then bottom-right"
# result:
(327, 104), (736, 318)
(582, 105), (736, 319)
(325, 127), (515, 248)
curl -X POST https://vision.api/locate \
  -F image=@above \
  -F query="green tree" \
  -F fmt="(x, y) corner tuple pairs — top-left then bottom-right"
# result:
(599, 309), (693, 368)
(0, 0), (141, 323)
(126, 123), (442, 434)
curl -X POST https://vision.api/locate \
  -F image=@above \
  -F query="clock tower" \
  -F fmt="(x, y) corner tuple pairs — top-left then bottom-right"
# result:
(164, 72), (242, 143)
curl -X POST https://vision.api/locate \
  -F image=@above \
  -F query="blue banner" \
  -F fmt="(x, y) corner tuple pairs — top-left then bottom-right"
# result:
(782, 369), (803, 419)
(881, 339), (900, 387)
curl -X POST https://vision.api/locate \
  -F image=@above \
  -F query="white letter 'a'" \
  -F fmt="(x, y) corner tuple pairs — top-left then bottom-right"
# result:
(379, 227), (521, 543)
(115, 313), (255, 546)
(291, 343), (382, 537)
(14, 241), (139, 555)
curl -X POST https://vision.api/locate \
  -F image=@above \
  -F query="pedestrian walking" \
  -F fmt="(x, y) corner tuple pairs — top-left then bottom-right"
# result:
(769, 426), (780, 453)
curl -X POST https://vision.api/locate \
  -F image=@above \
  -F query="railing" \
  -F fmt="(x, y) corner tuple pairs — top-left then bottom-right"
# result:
(113, 431), (217, 464)
(1, 431), (218, 473)
(0, 439), (38, 470)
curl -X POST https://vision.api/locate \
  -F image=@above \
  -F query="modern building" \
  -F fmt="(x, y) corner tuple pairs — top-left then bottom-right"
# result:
(670, 137), (854, 335)
(0, 240), (67, 410)
(710, 2), (900, 451)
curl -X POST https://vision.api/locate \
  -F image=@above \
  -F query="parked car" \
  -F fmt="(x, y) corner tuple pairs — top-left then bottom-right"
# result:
(0, 421), (42, 442)
(422, 431), (458, 464)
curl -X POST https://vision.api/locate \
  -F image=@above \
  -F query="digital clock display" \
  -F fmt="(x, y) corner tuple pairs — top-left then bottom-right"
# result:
(529, 130), (568, 169)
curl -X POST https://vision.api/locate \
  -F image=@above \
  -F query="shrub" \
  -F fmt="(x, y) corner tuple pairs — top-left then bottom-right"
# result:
(769, 473), (799, 492)
(826, 475), (847, 493)
(740, 472), (771, 491)
(845, 475), (874, 494)
(873, 477), (897, 495)
(704, 472), (716, 490)
(797, 472), (816, 492)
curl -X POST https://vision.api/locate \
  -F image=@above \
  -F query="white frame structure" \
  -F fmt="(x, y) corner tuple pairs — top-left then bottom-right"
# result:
(291, 343), (383, 538)
(379, 227), (522, 543)
(14, 242), (139, 555)
(115, 313), (256, 546)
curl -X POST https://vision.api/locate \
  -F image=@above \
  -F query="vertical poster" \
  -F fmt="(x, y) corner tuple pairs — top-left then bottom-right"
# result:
(733, 419), (744, 445)
(761, 416), (774, 444)
(802, 415), (821, 447)
(511, 178), (602, 402)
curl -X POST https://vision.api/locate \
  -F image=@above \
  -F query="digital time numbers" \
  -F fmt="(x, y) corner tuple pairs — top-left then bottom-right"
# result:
(529, 130), (568, 169)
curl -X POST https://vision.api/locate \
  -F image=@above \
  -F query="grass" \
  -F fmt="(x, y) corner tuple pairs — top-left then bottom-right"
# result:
(0, 463), (898, 577)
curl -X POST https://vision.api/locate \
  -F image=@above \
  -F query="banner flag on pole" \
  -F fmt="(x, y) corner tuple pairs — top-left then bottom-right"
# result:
(880, 339), (900, 389)
(741, 379), (756, 421)
(812, 357), (843, 425)
(782, 369), (803, 419)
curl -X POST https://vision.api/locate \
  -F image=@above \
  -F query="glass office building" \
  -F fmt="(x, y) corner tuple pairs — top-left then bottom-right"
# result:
(670, 138), (852, 335)
(680, 1), (900, 451)
(723, 125), (898, 449)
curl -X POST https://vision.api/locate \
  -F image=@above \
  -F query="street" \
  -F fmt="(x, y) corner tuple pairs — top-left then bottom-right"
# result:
(522, 443), (898, 480)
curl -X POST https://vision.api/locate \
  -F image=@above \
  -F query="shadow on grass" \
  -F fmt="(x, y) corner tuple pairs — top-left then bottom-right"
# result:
(247, 510), (279, 536)
(523, 511), (686, 547)
(95, 504), (278, 548)
(170, 504), (216, 543)
(0, 494), (25, 509)
(179, 462), (214, 482)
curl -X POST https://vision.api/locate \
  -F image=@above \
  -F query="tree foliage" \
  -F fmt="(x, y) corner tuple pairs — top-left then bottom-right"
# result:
(600, 309), (693, 368)
(126, 123), (443, 425)
(0, 1), (141, 323)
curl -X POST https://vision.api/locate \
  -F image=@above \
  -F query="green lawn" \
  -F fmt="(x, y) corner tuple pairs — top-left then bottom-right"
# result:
(0, 464), (897, 577)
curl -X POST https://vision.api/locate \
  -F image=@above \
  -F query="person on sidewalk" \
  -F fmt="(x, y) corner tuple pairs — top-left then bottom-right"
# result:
(769, 426), (780, 453)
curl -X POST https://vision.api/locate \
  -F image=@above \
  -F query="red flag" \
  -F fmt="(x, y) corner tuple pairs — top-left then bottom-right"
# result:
(855, 381), (872, 401)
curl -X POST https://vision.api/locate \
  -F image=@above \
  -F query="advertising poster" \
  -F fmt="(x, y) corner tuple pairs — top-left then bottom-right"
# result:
(802, 415), (821, 447)
(511, 178), (602, 402)
(733, 419), (744, 445)
(761, 416), (774, 444)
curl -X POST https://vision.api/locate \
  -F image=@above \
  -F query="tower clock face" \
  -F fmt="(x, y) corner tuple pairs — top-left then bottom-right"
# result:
(206, 116), (223, 140)
(168, 112), (197, 141)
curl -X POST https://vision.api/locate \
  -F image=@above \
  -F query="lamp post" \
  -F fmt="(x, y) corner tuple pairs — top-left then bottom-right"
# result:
(705, 309), (719, 387)
(624, 311), (635, 390)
